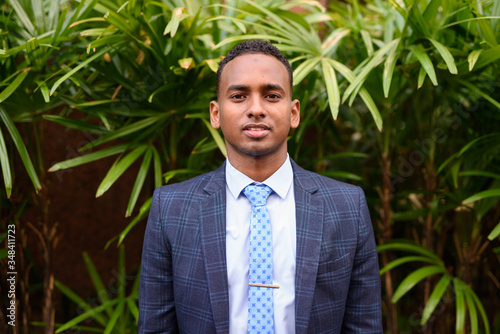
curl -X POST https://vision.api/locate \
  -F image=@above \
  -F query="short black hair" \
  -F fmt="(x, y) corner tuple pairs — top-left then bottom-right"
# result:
(216, 40), (293, 96)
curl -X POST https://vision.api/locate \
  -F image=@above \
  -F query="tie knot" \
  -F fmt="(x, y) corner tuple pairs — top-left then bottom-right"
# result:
(243, 184), (272, 207)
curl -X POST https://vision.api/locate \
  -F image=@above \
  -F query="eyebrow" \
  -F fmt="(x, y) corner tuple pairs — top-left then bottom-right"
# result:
(226, 83), (286, 94)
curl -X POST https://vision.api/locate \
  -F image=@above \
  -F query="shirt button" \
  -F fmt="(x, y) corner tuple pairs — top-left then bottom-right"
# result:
(228, 228), (239, 239)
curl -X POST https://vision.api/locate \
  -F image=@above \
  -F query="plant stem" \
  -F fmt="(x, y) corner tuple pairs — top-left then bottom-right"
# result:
(381, 152), (397, 334)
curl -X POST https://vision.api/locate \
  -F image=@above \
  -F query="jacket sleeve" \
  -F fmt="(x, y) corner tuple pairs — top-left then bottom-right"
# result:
(138, 187), (178, 333)
(341, 187), (383, 333)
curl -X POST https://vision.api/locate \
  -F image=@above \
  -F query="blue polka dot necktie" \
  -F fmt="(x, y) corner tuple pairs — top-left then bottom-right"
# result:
(243, 184), (274, 334)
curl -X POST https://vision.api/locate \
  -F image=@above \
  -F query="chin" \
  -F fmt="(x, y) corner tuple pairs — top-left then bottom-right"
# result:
(239, 146), (281, 158)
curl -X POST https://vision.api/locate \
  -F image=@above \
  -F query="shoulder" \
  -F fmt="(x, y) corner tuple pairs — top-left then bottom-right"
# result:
(154, 171), (213, 194)
(291, 160), (363, 197)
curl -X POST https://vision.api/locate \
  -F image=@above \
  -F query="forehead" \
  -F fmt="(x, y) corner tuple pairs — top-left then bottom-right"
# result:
(219, 54), (290, 94)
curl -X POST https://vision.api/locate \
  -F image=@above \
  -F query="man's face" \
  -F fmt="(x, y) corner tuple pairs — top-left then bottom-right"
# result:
(210, 54), (300, 163)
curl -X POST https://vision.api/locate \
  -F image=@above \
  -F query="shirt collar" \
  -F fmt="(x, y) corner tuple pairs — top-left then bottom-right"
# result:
(225, 155), (293, 200)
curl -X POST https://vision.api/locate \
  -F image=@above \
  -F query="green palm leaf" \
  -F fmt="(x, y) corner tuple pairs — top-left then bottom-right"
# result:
(409, 45), (438, 86)
(79, 115), (166, 152)
(463, 189), (500, 205)
(427, 38), (457, 74)
(0, 106), (41, 192)
(417, 66), (427, 89)
(383, 38), (401, 97)
(421, 275), (452, 325)
(464, 288), (479, 334)
(342, 38), (400, 103)
(380, 256), (437, 275)
(82, 252), (111, 312)
(55, 299), (119, 333)
(453, 278), (466, 334)
(103, 302), (124, 334)
(392, 265), (444, 302)
(321, 59), (340, 120)
(326, 59), (383, 130)
(50, 47), (112, 95)
(468, 287), (491, 333)
(468, 50), (483, 71)
(488, 222), (500, 240)
(96, 146), (148, 197)
(126, 147), (153, 217)
(293, 57), (321, 86)
(0, 69), (30, 103)
(0, 129), (12, 197)
(377, 241), (443, 266)
(202, 119), (227, 158)
(54, 280), (108, 326)
(48, 144), (129, 172)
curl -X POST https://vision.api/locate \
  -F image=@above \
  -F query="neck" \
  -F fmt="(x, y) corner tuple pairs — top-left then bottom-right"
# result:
(227, 152), (287, 183)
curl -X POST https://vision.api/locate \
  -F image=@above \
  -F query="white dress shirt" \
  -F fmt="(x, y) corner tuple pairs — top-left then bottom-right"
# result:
(225, 157), (296, 334)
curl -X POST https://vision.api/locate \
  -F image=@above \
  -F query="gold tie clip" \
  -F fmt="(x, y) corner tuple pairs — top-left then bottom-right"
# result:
(249, 283), (280, 289)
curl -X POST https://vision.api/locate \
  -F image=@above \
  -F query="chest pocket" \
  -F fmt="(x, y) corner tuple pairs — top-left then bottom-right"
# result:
(316, 252), (351, 276)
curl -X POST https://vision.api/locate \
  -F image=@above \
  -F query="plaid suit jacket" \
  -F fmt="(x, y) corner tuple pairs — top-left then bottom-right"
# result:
(138, 160), (382, 333)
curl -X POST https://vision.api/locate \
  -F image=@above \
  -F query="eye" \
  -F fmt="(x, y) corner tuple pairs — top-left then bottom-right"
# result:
(230, 93), (246, 100)
(266, 93), (281, 100)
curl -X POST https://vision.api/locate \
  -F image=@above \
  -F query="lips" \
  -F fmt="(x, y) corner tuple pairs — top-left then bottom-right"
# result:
(243, 124), (270, 138)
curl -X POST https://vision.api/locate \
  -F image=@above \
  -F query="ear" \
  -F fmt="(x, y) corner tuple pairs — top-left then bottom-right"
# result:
(210, 101), (221, 129)
(290, 99), (300, 129)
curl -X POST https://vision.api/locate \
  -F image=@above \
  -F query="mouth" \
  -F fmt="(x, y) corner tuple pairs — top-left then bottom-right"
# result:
(243, 124), (270, 138)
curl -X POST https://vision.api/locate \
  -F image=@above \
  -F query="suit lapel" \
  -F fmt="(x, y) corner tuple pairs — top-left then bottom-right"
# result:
(292, 162), (324, 334)
(200, 163), (230, 333)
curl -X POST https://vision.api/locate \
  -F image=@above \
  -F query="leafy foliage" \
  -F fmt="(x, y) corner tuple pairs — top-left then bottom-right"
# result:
(0, 0), (499, 332)
(53, 246), (139, 333)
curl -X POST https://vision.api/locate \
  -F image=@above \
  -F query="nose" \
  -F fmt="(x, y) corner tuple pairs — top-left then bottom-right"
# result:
(246, 95), (266, 119)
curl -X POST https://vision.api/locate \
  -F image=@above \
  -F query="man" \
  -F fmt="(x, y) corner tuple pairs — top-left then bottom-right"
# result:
(139, 40), (382, 333)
